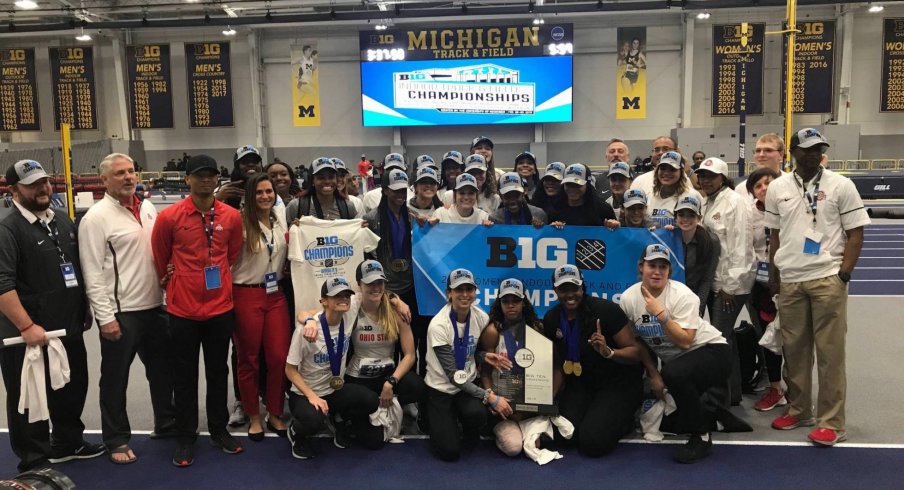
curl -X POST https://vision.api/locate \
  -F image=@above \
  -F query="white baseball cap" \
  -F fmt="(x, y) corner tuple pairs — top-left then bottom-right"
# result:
(356, 260), (387, 284)
(499, 278), (525, 299)
(234, 145), (261, 163)
(658, 151), (682, 170)
(384, 153), (406, 171)
(448, 268), (477, 289)
(541, 162), (566, 181)
(442, 150), (464, 166)
(674, 195), (702, 215)
(321, 276), (355, 297)
(562, 163), (589, 186)
(415, 166), (441, 184)
(464, 154), (488, 173)
(454, 173), (479, 191)
(790, 127), (830, 150)
(6, 159), (49, 186)
(385, 168), (410, 190)
(623, 189), (648, 208)
(498, 172), (525, 195)
(416, 155), (437, 171)
(310, 157), (336, 175)
(643, 244), (671, 262)
(553, 264), (583, 287)
(695, 157), (729, 177)
(608, 161), (632, 179)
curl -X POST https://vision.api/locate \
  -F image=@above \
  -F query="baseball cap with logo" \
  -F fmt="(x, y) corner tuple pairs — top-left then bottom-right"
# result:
(415, 155), (437, 171)
(454, 173), (479, 191)
(675, 195), (702, 215)
(464, 154), (488, 173)
(643, 244), (671, 262)
(310, 157), (336, 175)
(384, 153), (407, 171)
(448, 268), (477, 289)
(608, 161), (632, 179)
(695, 157), (729, 177)
(623, 189), (648, 208)
(541, 162), (566, 181)
(415, 166), (441, 184)
(790, 128), (830, 150)
(499, 278), (525, 299)
(553, 264), (583, 287)
(471, 136), (493, 149)
(658, 151), (682, 170)
(499, 172), (525, 195)
(356, 260), (387, 284)
(6, 159), (49, 186)
(515, 151), (536, 165)
(385, 168), (409, 191)
(442, 150), (464, 166)
(330, 158), (348, 173)
(234, 145), (261, 163)
(562, 163), (589, 186)
(320, 276), (355, 297)
(186, 155), (219, 175)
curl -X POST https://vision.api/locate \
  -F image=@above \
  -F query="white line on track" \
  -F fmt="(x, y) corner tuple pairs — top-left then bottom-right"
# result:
(858, 257), (904, 259)
(851, 279), (904, 282)
(856, 267), (904, 269)
(861, 248), (904, 250)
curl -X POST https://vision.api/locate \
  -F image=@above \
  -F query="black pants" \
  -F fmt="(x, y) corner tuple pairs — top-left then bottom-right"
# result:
(661, 343), (732, 435)
(399, 289), (430, 376)
(288, 385), (382, 449)
(345, 371), (427, 406)
(99, 308), (175, 448)
(426, 388), (487, 462)
(749, 282), (784, 383)
(556, 376), (643, 457)
(169, 311), (235, 443)
(707, 291), (748, 405)
(0, 332), (89, 472)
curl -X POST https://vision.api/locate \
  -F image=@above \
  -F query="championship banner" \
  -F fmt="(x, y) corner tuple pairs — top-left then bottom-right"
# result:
(184, 42), (234, 128)
(712, 23), (765, 117)
(412, 224), (685, 317)
(291, 44), (321, 127)
(126, 44), (174, 129)
(616, 27), (646, 120)
(49, 46), (98, 130)
(881, 18), (904, 112)
(0, 48), (40, 131)
(781, 21), (835, 114)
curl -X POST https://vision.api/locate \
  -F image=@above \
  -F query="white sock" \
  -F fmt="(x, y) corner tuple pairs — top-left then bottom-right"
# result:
(700, 433), (711, 442)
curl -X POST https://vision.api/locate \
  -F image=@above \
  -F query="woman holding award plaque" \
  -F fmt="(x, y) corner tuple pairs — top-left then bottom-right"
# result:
(425, 268), (513, 461)
(542, 264), (644, 457)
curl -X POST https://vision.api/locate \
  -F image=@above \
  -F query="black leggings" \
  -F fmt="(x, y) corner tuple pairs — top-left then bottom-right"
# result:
(345, 371), (426, 406)
(661, 343), (732, 435)
(399, 289), (430, 375)
(556, 376), (643, 457)
(288, 384), (383, 449)
(426, 388), (487, 462)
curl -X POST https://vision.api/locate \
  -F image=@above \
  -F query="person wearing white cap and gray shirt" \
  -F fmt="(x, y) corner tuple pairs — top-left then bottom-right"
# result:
(216, 144), (264, 209)
(541, 264), (643, 457)
(442, 154), (501, 213)
(287, 157), (358, 221)
(490, 172), (548, 226)
(764, 128), (869, 446)
(362, 153), (410, 214)
(548, 163), (616, 227)
(431, 174), (493, 226)
(470, 135), (504, 180)
(695, 156), (756, 406)
(513, 151), (540, 199)
(668, 195), (720, 316)
(605, 189), (656, 230)
(530, 162), (566, 218)
(620, 244), (734, 464)
(605, 161), (634, 214)
(425, 268), (509, 461)
(644, 151), (703, 228)
(408, 166), (444, 222)
(439, 150), (464, 192)
(330, 158), (366, 219)
(0, 159), (105, 471)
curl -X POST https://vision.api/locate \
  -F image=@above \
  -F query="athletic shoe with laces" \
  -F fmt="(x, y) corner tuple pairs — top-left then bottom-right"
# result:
(674, 434), (713, 464)
(228, 401), (248, 427)
(808, 428), (847, 446)
(172, 443), (194, 467)
(755, 387), (788, 412)
(329, 415), (353, 449)
(288, 423), (316, 460)
(771, 413), (816, 430)
(48, 441), (106, 463)
(210, 432), (244, 454)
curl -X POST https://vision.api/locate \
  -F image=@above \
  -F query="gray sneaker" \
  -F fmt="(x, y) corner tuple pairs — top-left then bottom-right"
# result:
(228, 401), (248, 427)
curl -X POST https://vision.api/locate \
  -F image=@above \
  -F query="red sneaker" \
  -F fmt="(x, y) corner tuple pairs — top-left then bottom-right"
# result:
(755, 387), (787, 412)
(771, 413), (815, 430)
(808, 428), (847, 446)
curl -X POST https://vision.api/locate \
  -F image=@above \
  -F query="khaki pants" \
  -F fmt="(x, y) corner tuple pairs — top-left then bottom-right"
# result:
(779, 274), (848, 430)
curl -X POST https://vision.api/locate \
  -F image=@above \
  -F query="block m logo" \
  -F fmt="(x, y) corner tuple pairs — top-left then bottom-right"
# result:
(622, 97), (640, 110)
(297, 105), (316, 118)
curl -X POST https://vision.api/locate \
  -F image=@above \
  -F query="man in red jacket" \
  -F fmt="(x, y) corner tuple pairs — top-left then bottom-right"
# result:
(151, 155), (244, 467)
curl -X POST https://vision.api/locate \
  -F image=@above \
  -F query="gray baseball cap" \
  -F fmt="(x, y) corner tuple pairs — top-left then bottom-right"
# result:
(448, 268), (477, 289)
(6, 159), (49, 185)
(321, 276), (355, 297)
(553, 264), (583, 287)
(643, 244), (671, 262)
(499, 278), (525, 299)
(790, 128), (830, 150)
(356, 260), (387, 284)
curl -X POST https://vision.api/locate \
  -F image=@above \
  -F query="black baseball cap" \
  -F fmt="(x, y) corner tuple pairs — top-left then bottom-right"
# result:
(186, 155), (219, 175)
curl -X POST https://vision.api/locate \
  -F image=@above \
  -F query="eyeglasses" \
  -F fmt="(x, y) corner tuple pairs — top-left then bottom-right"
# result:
(652, 146), (674, 153)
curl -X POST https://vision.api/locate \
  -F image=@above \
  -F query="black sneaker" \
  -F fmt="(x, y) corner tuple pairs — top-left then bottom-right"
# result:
(288, 423), (315, 460)
(715, 407), (753, 433)
(329, 415), (353, 449)
(48, 441), (106, 463)
(674, 434), (713, 464)
(172, 443), (194, 467)
(210, 432), (243, 454)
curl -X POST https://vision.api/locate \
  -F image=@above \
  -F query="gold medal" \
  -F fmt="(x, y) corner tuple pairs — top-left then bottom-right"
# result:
(329, 376), (344, 390)
(563, 360), (573, 375)
(573, 362), (583, 377)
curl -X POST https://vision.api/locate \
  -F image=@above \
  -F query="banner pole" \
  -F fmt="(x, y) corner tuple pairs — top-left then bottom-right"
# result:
(61, 122), (75, 221)
(783, 0), (798, 171)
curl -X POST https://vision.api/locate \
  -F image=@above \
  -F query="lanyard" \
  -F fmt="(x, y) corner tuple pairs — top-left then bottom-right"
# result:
(502, 322), (525, 374)
(449, 309), (471, 370)
(793, 168), (822, 226)
(36, 218), (66, 263)
(201, 207), (215, 263)
(559, 310), (581, 362)
(386, 209), (407, 260)
(319, 313), (346, 376)
(260, 215), (276, 271)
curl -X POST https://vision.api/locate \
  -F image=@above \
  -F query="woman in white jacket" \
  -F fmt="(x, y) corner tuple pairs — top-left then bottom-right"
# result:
(695, 157), (756, 406)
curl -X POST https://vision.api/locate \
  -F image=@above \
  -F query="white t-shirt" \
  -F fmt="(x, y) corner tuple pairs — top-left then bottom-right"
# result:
(231, 219), (288, 284)
(620, 280), (726, 363)
(425, 303), (488, 394)
(433, 205), (489, 224)
(287, 216), (380, 312)
(347, 195), (366, 219)
(647, 187), (703, 228)
(764, 169), (870, 283)
(440, 189), (500, 214)
(346, 309), (396, 379)
(286, 299), (360, 397)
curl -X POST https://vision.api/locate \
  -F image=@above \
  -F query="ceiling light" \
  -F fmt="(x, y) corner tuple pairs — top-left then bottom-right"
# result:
(696, 11), (710, 19)
(185, 0), (201, 3)
(222, 5), (239, 18)
(75, 28), (91, 41)
(868, 4), (884, 13)
(15, 0), (38, 10)
(223, 26), (236, 36)
(532, 16), (544, 25)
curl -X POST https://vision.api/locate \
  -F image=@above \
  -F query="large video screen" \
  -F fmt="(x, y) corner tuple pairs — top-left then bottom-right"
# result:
(359, 24), (573, 126)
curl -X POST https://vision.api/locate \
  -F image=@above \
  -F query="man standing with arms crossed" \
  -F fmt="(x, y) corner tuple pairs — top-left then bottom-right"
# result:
(80, 153), (176, 464)
(765, 128), (869, 446)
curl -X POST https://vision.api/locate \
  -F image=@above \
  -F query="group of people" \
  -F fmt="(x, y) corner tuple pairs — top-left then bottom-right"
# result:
(0, 127), (868, 473)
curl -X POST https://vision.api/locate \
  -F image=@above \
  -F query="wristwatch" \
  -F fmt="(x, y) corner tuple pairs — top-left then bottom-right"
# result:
(838, 271), (851, 283)
(386, 376), (399, 388)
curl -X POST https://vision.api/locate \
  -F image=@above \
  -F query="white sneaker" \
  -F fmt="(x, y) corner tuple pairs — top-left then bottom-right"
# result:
(228, 401), (248, 427)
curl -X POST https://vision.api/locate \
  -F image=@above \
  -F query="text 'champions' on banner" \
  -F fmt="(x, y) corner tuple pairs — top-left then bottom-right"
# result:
(712, 23), (765, 117)
(881, 18), (904, 112)
(184, 42), (234, 128)
(49, 46), (97, 130)
(291, 43), (321, 127)
(781, 20), (836, 115)
(0, 48), (40, 131)
(126, 44), (174, 129)
(359, 24), (574, 126)
(616, 27), (647, 120)
(412, 224), (685, 317)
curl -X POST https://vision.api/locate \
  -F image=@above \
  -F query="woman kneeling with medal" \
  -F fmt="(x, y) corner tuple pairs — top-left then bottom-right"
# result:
(425, 268), (511, 461)
(542, 265), (644, 457)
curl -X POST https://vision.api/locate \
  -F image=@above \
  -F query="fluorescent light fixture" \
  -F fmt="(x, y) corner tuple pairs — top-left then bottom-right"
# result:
(185, 0), (201, 3)
(377, 2), (388, 12)
(75, 28), (91, 41)
(532, 17), (544, 25)
(696, 11), (710, 19)
(15, 0), (39, 9)
(868, 4), (884, 13)
(223, 26), (237, 35)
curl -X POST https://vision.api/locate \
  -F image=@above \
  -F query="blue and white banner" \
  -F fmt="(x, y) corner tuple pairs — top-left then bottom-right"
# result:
(413, 224), (685, 316)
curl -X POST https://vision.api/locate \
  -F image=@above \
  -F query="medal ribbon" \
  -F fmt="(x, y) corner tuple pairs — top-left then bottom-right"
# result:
(449, 309), (471, 370)
(559, 311), (581, 363)
(386, 209), (407, 260)
(320, 314), (345, 377)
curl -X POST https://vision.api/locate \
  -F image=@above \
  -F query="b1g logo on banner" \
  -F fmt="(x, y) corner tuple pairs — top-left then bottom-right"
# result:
(412, 224), (685, 316)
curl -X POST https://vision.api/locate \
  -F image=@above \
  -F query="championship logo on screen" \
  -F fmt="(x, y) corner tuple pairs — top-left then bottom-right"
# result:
(304, 236), (355, 268)
(393, 64), (536, 115)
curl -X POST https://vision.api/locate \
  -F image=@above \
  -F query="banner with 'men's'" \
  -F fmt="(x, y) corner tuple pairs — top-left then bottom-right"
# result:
(413, 224), (685, 317)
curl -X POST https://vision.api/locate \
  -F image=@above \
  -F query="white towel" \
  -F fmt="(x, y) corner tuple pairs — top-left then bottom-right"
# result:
(17, 339), (70, 423)
(47, 338), (70, 390)
(519, 415), (575, 465)
(369, 397), (404, 442)
(639, 393), (677, 442)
